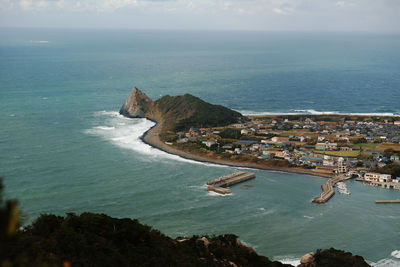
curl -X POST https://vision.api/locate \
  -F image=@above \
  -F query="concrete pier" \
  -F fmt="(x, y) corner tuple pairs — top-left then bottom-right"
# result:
(312, 175), (348, 204)
(207, 171), (256, 194)
(375, 200), (400, 204)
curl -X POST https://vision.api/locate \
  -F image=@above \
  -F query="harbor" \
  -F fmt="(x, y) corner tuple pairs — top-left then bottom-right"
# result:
(207, 171), (256, 194)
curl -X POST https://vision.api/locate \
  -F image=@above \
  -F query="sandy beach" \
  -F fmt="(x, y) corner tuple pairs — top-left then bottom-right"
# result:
(141, 121), (333, 179)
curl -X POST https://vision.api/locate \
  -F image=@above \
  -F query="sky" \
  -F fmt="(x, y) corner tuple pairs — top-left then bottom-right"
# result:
(0, 0), (399, 32)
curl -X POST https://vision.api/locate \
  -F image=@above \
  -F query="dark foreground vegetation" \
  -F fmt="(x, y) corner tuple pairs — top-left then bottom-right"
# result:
(1, 181), (370, 267)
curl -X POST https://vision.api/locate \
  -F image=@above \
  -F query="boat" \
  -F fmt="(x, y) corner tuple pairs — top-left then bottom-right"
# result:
(336, 182), (351, 195)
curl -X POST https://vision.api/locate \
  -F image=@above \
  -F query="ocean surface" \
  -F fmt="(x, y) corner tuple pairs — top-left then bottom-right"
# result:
(1, 28), (400, 265)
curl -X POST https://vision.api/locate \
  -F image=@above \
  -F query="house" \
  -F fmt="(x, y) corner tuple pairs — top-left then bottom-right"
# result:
(364, 173), (392, 182)
(390, 155), (400, 162)
(202, 140), (217, 148)
(177, 138), (188, 144)
(263, 150), (271, 156)
(234, 148), (242, 154)
(273, 150), (290, 159)
(300, 136), (307, 142)
(315, 142), (338, 151)
(323, 158), (335, 166)
(250, 144), (262, 152)
(270, 137), (290, 144)
(241, 129), (249, 135)
(300, 157), (323, 166)
(222, 144), (233, 149)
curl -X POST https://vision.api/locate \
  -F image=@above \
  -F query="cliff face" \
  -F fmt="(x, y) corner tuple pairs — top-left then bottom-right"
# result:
(119, 87), (153, 118)
(119, 87), (244, 132)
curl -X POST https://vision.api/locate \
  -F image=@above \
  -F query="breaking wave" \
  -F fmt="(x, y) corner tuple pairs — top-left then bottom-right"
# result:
(238, 109), (399, 117)
(85, 111), (225, 167)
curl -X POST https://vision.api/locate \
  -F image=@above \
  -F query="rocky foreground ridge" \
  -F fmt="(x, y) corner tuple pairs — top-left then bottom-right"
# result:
(120, 87), (245, 132)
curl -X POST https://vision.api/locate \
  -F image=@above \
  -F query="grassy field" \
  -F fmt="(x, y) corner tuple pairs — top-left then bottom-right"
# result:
(314, 150), (361, 157)
(351, 143), (400, 152)
(376, 143), (400, 152)
(279, 132), (294, 137)
(351, 143), (379, 151)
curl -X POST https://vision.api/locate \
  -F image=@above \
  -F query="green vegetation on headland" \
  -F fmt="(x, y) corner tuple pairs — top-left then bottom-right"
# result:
(0, 181), (370, 266)
(120, 87), (245, 132)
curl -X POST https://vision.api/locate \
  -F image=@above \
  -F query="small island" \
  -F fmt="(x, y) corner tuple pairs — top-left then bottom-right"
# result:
(120, 87), (400, 200)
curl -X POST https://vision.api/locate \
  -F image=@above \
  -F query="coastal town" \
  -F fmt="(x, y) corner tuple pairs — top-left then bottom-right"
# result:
(162, 115), (400, 194)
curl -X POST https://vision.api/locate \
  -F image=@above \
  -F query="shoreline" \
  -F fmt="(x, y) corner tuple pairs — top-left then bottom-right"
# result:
(140, 119), (333, 179)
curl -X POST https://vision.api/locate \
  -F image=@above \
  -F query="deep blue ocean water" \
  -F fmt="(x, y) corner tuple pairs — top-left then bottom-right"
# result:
(1, 28), (400, 265)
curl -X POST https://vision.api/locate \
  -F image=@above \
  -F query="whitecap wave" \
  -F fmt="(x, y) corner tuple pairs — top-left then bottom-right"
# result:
(85, 111), (227, 167)
(29, 40), (49, 43)
(274, 257), (300, 266)
(391, 250), (400, 259)
(370, 251), (400, 266)
(372, 258), (400, 267)
(238, 109), (399, 117)
(303, 215), (314, 219)
(207, 191), (232, 197)
(257, 208), (276, 216)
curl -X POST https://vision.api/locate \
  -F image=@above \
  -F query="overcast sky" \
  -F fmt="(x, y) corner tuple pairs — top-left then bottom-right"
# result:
(0, 0), (399, 32)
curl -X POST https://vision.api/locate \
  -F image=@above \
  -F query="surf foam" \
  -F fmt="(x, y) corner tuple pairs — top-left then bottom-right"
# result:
(85, 111), (227, 167)
(238, 109), (399, 117)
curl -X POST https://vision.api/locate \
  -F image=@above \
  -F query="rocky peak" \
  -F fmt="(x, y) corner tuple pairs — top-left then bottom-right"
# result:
(119, 87), (153, 118)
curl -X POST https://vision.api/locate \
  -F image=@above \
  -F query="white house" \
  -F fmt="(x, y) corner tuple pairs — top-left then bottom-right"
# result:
(202, 140), (217, 148)
(364, 173), (392, 183)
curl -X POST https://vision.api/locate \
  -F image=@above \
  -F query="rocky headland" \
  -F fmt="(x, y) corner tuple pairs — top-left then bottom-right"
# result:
(119, 87), (333, 178)
(120, 87), (245, 132)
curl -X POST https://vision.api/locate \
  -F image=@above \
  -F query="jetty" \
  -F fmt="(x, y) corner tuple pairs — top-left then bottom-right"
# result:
(312, 175), (349, 204)
(207, 171), (256, 194)
(375, 200), (400, 204)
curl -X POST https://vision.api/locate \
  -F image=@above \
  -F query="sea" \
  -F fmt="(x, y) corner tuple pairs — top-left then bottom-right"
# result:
(1, 28), (400, 265)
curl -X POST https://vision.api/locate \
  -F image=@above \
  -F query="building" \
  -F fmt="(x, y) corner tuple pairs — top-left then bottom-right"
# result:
(274, 150), (290, 159)
(202, 140), (217, 148)
(390, 155), (400, 162)
(364, 173), (392, 183)
(363, 173), (400, 190)
(337, 157), (347, 173)
(315, 142), (337, 151)
(241, 129), (249, 135)
(270, 137), (290, 144)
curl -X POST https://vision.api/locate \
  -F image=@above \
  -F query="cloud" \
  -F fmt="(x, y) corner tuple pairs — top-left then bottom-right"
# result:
(0, 0), (13, 10)
(1, 0), (399, 32)
(335, 1), (355, 7)
(36, 0), (49, 8)
(19, 0), (32, 10)
(56, 0), (64, 9)
(272, 7), (286, 14)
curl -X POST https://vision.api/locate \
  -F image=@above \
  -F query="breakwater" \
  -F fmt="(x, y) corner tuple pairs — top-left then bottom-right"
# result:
(207, 171), (256, 194)
(375, 200), (400, 204)
(312, 175), (348, 204)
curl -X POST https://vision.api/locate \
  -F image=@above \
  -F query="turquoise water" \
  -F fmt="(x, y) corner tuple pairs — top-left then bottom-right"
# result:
(1, 28), (400, 264)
